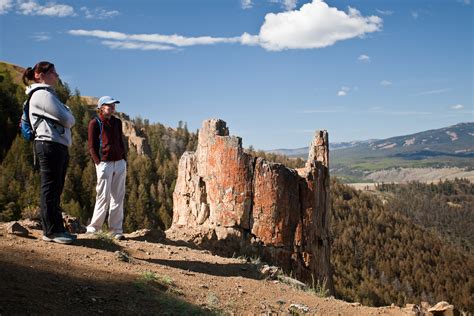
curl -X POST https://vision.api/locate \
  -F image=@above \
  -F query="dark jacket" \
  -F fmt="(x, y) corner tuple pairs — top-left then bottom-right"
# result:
(88, 115), (126, 165)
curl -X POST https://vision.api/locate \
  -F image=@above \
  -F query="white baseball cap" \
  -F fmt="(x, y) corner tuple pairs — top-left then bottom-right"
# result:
(97, 96), (120, 108)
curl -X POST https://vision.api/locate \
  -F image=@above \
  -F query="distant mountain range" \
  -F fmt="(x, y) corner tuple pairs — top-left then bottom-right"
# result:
(269, 123), (474, 182)
(270, 123), (473, 157)
(269, 139), (375, 157)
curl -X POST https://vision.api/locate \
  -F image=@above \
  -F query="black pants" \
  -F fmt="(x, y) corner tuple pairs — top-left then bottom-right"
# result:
(35, 141), (69, 235)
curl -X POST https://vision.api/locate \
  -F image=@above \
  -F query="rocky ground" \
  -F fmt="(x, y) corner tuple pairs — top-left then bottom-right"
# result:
(0, 221), (436, 315)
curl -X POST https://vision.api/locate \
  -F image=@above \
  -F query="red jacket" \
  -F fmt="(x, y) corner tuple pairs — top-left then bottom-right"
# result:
(88, 115), (126, 165)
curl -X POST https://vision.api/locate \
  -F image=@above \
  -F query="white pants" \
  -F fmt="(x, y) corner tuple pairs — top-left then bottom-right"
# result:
(88, 159), (127, 234)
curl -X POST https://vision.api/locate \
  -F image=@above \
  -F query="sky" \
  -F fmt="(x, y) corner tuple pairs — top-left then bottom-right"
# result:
(0, 0), (472, 150)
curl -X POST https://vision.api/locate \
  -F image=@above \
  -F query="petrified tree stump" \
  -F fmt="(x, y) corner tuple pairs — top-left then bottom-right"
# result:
(168, 119), (333, 293)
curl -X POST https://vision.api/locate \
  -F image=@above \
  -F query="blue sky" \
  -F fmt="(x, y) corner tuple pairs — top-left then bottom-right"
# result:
(0, 0), (472, 149)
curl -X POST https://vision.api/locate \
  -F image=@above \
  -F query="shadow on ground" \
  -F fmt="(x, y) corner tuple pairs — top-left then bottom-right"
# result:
(0, 252), (212, 315)
(144, 258), (261, 279)
(74, 237), (123, 252)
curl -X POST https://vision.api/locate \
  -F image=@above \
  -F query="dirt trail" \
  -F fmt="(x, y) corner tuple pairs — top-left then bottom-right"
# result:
(0, 223), (413, 315)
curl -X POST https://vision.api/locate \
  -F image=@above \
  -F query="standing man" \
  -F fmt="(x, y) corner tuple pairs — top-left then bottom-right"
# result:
(87, 96), (127, 240)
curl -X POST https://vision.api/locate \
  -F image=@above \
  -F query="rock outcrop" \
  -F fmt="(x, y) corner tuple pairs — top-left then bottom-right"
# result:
(167, 119), (333, 293)
(121, 120), (150, 156)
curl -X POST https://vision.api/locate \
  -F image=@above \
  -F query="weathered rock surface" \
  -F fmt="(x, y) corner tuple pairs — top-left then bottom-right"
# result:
(427, 301), (454, 316)
(121, 120), (150, 156)
(168, 119), (333, 293)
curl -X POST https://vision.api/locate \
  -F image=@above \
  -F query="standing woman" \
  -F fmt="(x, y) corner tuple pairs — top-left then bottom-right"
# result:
(87, 96), (127, 240)
(22, 61), (76, 244)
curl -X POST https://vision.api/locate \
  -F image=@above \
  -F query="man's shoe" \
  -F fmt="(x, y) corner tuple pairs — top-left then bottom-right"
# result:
(112, 233), (125, 241)
(42, 232), (74, 244)
(86, 226), (97, 234)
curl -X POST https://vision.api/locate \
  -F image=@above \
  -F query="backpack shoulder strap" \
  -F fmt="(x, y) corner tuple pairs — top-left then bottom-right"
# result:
(26, 86), (49, 102)
(25, 87), (50, 132)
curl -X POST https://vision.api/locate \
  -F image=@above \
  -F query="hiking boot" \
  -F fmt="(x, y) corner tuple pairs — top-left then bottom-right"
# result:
(64, 231), (77, 240)
(112, 233), (125, 241)
(42, 232), (75, 244)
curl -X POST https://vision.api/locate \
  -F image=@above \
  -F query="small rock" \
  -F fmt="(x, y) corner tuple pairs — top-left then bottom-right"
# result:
(350, 302), (361, 307)
(127, 228), (165, 242)
(114, 251), (130, 262)
(63, 214), (87, 234)
(276, 299), (286, 305)
(260, 265), (280, 279)
(428, 301), (454, 313)
(278, 275), (308, 290)
(403, 304), (422, 316)
(288, 303), (310, 314)
(7, 222), (29, 237)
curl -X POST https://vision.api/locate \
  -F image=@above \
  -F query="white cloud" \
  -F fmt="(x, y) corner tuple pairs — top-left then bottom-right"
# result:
(17, 0), (75, 17)
(69, 29), (241, 47)
(0, 0), (13, 14)
(282, 0), (297, 11)
(102, 41), (175, 51)
(258, 0), (382, 51)
(69, 0), (382, 52)
(380, 80), (392, 86)
(414, 88), (451, 96)
(411, 11), (419, 19)
(390, 111), (432, 116)
(303, 107), (344, 113)
(376, 9), (393, 16)
(32, 32), (51, 41)
(337, 86), (350, 96)
(450, 104), (464, 110)
(69, 29), (127, 41)
(241, 0), (252, 9)
(370, 106), (382, 111)
(240, 32), (260, 46)
(267, 0), (297, 11)
(80, 7), (119, 19)
(358, 54), (370, 62)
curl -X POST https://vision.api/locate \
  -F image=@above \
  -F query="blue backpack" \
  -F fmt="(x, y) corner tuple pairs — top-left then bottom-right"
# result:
(19, 87), (48, 141)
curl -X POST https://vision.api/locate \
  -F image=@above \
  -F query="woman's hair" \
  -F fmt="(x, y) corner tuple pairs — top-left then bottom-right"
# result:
(22, 61), (55, 85)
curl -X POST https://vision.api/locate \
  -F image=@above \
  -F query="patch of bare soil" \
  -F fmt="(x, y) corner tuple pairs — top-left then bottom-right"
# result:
(0, 223), (414, 315)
